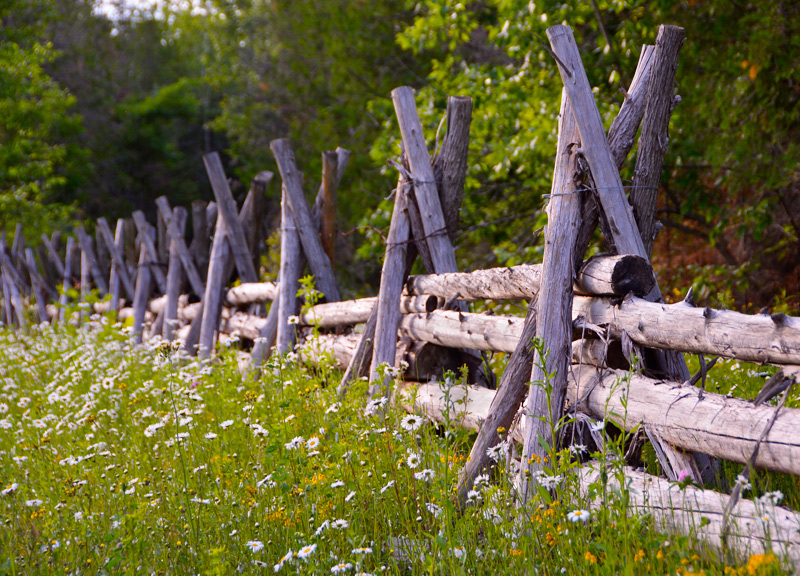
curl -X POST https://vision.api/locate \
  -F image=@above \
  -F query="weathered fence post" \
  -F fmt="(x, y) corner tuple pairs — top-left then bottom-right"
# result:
(275, 187), (303, 355)
(270, 139), (341, 303)
(519, 89), (584, 502)
(132, 211), (167, 293)
(369, 184), (411, 397)
(164, 206), (187, 342)
(630, 24), (685, 258)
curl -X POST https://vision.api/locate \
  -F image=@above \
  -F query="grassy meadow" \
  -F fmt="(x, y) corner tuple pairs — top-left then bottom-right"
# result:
(0, 310), (795, 575)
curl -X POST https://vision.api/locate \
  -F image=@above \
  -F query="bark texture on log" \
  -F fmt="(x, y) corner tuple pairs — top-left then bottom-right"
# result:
(631, 25), (685, 257)
(573, 295), (800, 366)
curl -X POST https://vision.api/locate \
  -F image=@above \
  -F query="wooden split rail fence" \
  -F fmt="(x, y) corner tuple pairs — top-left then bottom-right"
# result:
(2, 23), (800, 569)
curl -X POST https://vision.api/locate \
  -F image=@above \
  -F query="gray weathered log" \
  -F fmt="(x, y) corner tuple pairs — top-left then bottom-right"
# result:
(198, 210), (231, 358)
(320, 151), (338, 264)
(547, 25), (647, 259)
(132, 242), (152, 344)
(203, 153), (260, 285)
(630, 25), (684, 257)
(548, 23), (697, 478)
(0, 249), (26, 327)
(337, 307), (378, 398)
(131, 211), (167, 293)
(109, 219), (126, 312)
(433, 95), (473, 241)
(392, 87), (460, 275)
(155, 196), (206, 296)
(191, 200), (210, 276)
(405, 256), (653, 302)
(571, 338), (629, 370)
(400, 310), (523, 354)
(270, 139), (341, 303)
(578, 464), (800, 570)
(401, 298), (800, 366)
(80, 249), (90, 303)
(59, 237), (78, 311)
(574, 295), (800, 366)
(300, 294), (435, 328)
(276, 186), (303, 355)
(606, 45), (656, 166)
(164, 207), (187, 342)
(74, 226), (109, 295)
(249, 297), (279, 369)
(25, 249), (49, 323)
(40, 233), (65, 279)
(226, 282), (279, 306)
(97, 218), (135, 301)
(520, 90), (584, 500)
(370, 186), (411, 396)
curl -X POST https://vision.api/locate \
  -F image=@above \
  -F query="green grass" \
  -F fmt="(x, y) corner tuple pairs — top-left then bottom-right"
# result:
(0, 312), (794, 575)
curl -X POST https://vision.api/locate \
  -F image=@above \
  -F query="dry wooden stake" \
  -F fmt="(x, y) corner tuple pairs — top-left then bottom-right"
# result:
(97, 218), (135, 300)
(164, 207), (187, 342)
(155, 196), (206, 296)
(75, 226), (109, 295)
(132, 212), (167, 293)
(270, 139), (341, 303)
(275, 187), (303, 355)
(369, 185), (411, 397)
(631, 25), (685, 257)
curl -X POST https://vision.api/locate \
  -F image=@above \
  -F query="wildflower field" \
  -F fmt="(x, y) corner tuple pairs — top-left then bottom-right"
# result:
(0, 313), (795, 575)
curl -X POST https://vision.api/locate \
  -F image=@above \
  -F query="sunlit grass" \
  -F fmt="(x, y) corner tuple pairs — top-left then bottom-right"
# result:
(0, 312), (792, 574)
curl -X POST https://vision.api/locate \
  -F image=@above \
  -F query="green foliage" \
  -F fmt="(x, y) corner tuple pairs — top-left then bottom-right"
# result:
(0, 2), (83, 236)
